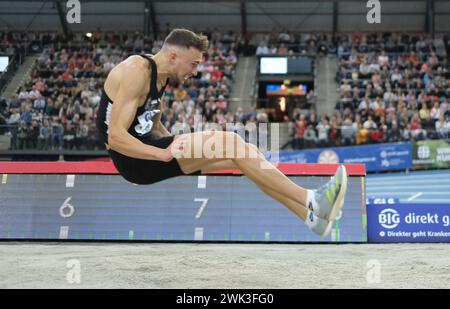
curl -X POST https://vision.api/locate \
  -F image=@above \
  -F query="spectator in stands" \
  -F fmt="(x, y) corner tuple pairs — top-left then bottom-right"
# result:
(8, 95), (21, 109)
(215, 94), (227, 113)
(369, 116), (385, 143)
(422, 114), (436, 139)
(357, 119), (369, 144)
(435, 115), (449, 139)
(368, 57), (380, 74)
(34, 77), (47, 92)
(20, 105), (32, 124)
(359, 58), (370, 78)
(33, 94), (46, 111)
(277, 43), (288, 55)
(256, 42), (269, 55)
(281, 120), (296, 150)
(378, 50), (389, 67)
(17, 121), (29, 149)
(430, 101), (442, 120)
(7, 107), (20, 126)
(363, 115), (377, 131)
(28, 119), (39, 149)
(419, 102), (430, 120)
(307, 108), (318, 128)
(387, 121), (402, 142)
(409, 113), (426, 140)
(18, 87), (28, 101)
(303, 124), (317, 149)
(329, 115), (341, 146)
(294, 114), (307, 149)
(39, 118), (52, 150)
(316, 116), (330, 147)
(340, 117), (355, 146)
(340, 79), (351, 95)
(86, 119), (99, 150)
(441, 98), (449, 117)
(358, 95), (371, 111)
(390, 68), (402, 87)
(52, 118), (64, 149)
(63, 122), (76, 149)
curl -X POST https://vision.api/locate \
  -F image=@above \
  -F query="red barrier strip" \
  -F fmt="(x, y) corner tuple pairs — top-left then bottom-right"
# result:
(0, 162), (365, 176)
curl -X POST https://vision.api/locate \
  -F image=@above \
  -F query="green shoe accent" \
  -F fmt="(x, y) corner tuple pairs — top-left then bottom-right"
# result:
(326, 190), (333, 204)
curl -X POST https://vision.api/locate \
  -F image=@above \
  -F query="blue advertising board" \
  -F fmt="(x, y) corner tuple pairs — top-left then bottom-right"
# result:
(367, 203), (450, 243)
(268, 142), (412, 172)
(0, 173), (366, 242)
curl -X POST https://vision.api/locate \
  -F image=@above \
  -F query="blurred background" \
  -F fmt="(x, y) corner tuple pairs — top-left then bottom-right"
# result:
(0, 0), (448, 177)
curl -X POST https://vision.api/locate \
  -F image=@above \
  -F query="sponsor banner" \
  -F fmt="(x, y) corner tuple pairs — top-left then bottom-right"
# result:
(268, 142), (412, 172)
(366, 197), (400, 205)
(0, 174), (366, 242)
(412, 140), (450, 169)
(367, 203), (450, 243)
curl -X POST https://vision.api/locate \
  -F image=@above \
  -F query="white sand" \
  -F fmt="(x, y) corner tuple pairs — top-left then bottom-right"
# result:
(0, 242), (449, 289)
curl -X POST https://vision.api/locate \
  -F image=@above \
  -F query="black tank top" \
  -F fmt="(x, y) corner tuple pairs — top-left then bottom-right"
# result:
(96, 54), (169, 144)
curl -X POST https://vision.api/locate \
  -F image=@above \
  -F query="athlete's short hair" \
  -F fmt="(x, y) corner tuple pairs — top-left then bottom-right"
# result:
(163, 28), (209, 52)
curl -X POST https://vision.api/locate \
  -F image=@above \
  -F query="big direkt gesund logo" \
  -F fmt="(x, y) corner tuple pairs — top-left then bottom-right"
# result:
(378, 208), (400, 229)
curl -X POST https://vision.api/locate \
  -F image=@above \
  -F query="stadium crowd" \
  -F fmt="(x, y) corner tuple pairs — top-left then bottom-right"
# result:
(0, 31), (448, 151)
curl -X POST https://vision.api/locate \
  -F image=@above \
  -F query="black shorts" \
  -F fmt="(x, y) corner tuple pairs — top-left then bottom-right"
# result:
(108, 135), (199, 185)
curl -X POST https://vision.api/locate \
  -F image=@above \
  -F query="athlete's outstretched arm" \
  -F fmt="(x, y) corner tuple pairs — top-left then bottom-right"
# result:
(107, 66), (172, 161)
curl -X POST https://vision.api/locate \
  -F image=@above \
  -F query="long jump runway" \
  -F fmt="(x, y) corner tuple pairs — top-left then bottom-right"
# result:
(0, 242), (449, 289)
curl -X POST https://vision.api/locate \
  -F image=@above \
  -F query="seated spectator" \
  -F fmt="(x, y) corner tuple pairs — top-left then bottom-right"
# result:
(369, 127), (384, 143)
(39, 118), (52, 150)
(340, 79), (351, 95)
(363, 115), (377, 131)
(430, 101), (442, 120)
(440, 98), (449, 117)
(294, 115), (307, 150)
(409, 114), (427, 140)
(303, 125), (317, 149)
(63, 122), (76, 149)
(356, 122), (369, 145)
(358, 96), (371, 111)
(256, 42), (269, 55)
(422, 114), (436, 139)
(378, 50), (389, 67)
(340, 117), (356, 146)
(215, 95), (228, 112)
(329, 116), (341, 146)
(74, 119), (89, 149)
(387, 121), (402, 142)
(419, 103), (431, 120)
(28, 119), (39, 149)
(359, 58), (370, 78)
(33, 95), (46, 111)
(435, 115), (449, 139)
(17, 121), (29, 149)
(20, 105), (33, 124)
(316, 116), (330, 147)
(277, 43), (288, 55)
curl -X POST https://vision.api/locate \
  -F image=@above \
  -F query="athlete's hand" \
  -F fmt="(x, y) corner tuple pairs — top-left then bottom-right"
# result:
(162, 135), (189, 161)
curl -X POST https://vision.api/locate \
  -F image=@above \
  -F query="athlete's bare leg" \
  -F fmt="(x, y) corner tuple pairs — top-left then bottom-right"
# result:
(199, 159), (307, 220)
(175, 131), (308, 220)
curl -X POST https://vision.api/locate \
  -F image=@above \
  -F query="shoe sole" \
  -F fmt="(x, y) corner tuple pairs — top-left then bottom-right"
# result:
(327, 165), (348, 222)
(321, 221), (333, 237)
(320, 165), (348, 237)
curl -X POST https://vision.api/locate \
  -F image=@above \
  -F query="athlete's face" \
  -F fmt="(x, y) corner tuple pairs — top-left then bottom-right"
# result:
(172, 47), (203, 84)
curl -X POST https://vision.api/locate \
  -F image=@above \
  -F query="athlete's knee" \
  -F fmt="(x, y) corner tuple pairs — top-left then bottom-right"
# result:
(214, 131), (244, 144)
(210, 131), (245, 148)
(206, 131), (244, 159)
(246, 142), (260, 158)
